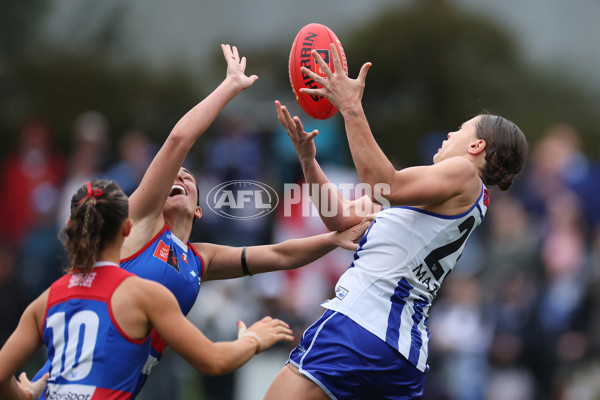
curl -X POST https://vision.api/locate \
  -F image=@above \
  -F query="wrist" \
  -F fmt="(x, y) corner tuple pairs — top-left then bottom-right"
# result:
(242, 336), (260, 354)
(340, 103), (364, 119)
(222, 76), (246, 94)
(300, 156), (316, 168)
(327, 231), (341, 245)
(241, 331), (263, 354)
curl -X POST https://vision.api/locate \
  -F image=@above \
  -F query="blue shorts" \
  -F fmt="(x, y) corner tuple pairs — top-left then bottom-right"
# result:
(288, 310), (425, 400)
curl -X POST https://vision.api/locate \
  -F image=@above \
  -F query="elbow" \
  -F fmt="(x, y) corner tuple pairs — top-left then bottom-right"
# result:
(166, 128), (194, 149)
(361, 165), (395, 187)
(205, 364), (227, 376)
(201, 359), (229, 376)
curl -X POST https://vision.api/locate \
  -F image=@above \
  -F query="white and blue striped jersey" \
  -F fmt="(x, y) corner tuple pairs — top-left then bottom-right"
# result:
(322, 184), (489, 372)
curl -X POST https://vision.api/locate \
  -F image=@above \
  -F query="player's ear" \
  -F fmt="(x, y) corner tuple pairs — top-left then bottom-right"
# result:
(65, 219), (72, 229)
(194, 206), (202, 219)
(468, 139), (486, 156)
(122, 218), (133, 237)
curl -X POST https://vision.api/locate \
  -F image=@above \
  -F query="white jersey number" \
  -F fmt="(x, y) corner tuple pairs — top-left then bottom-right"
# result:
(46, 310), (100, 381)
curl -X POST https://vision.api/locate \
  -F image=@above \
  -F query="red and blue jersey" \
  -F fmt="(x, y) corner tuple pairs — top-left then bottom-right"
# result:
(42, 262), (151, 399)
(121, 225), (203, 316)
(120, 225), (204, 391)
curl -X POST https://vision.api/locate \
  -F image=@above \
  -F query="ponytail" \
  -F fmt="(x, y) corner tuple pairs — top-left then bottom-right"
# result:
(476, 115), (528, 191)
(60, 180), (128, 274)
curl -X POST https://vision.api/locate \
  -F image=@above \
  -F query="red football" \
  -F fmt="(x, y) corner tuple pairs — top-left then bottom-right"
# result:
(288, 23), (348, 120)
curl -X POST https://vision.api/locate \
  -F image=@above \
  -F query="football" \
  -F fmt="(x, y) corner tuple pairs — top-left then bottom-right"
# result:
(288, 23), (348, 120)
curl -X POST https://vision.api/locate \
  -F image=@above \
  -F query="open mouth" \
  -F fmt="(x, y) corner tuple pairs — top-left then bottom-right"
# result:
(169, 184), (187, 197)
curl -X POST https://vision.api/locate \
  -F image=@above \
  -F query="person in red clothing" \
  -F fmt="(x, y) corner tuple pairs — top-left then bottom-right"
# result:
(0, 118), (65, 246)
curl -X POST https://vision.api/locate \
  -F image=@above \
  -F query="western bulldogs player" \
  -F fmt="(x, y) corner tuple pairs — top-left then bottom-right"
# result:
(267, 44), (528, 399)
(0, 180), (294, 400)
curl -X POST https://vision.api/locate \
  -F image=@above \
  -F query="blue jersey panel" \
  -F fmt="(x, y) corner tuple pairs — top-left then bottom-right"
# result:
(121, 225), (202, 316)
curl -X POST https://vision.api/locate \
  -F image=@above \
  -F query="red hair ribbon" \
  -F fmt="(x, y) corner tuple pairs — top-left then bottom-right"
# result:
(77, 181), (103, 205)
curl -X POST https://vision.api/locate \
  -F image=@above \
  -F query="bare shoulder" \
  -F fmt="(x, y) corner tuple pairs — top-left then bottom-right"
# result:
(120, 217), (165, 259)
(117, 275), (177, 307)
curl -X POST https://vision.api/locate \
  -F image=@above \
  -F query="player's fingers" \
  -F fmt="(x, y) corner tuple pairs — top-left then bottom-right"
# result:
(310, 50), (333, 79)
(18, 372), (28, 384)
(362, 213), (375, 223)
(281, 106), (297, 133)
(299, 87), (326, 99)
(357, 62), (372, 84)
(306, 129), (319, 140)
(291, 116), (309, 136)
(329, 43), (344, 75)
(274, 332), (295, 343)
(221, 44), (232, 60)
(274, 100), (285, 121)
(345, 241), (360, 251)
(275, 102), (292, 130)
(300, 66), (327, 87)
(240, 56), (247, 70)
(271, 319), (291, 329)
(232, 45), (240, 61)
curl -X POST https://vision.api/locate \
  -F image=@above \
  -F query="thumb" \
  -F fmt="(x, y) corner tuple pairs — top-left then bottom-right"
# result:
(307, 130), (319, 140)
(358, 62), (372, 83)
(22, 372), (49, 400)
(237, 321), (248, 338)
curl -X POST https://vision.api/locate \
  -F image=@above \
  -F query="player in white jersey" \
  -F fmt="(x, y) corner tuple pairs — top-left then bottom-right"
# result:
(265, 44), (528, 400)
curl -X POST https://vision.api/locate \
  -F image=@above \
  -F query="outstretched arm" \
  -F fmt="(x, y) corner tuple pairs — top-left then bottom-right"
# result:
(141, 280), (293, 375)
(275, 101), (381, 231)
(197, 214), (373, 281)
(299, 44), (478, 207)
(122, 45), (258, 256)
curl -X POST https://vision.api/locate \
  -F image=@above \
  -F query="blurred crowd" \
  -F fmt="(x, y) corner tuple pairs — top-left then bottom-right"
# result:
(1, 111), (600, 400)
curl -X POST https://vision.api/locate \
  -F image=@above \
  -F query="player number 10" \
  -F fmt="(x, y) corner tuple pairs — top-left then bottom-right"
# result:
(46, 310), (100, 381)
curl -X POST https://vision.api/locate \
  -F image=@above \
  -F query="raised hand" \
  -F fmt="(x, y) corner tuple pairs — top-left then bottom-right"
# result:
(275, 100), (317, 163)
(299, 43), (371, 115)
(221, 44), (259, 91)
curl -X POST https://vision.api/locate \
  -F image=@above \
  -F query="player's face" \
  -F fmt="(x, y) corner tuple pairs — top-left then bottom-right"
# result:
(164, 168), (200, 217)
(433, 116), (481, 164)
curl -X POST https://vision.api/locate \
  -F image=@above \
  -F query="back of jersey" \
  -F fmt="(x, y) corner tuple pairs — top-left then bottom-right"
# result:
(43, 263), (151, 399)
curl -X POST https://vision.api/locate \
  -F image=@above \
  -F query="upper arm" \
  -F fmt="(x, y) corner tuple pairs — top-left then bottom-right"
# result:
(194, 243), (243, 282)
(385, 157), (479, 207)
(0, 296), (45, 381)
(122, 134), (191, 255)
(128, 133), (192, 222)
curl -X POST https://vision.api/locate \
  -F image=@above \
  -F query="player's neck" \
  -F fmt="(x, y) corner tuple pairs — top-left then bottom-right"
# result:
(97, 241), (123, 265)
(164, 216), (192, 243)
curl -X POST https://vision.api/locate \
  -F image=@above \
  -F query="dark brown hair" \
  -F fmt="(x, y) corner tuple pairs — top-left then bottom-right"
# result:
(475, 115), (528, 191)
(61, 180), (128, 274)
